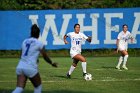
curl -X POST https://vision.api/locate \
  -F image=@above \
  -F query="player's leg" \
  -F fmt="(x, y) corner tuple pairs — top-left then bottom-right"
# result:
(29, 73), (42, 93)
(121, 50), (129, 70)
(67, 59), (79, 78)
(116, 45), (126, 70)
(116, 53), (124, 69)
(73, 54), (87, 76)
(12, 74), (27, 93)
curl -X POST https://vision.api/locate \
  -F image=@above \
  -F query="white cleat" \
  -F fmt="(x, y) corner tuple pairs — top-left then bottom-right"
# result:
(116, 66), (120, 70)
(122, 66), (128, 70)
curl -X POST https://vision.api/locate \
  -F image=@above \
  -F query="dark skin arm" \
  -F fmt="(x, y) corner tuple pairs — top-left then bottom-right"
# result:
(86, 36), (92, 43)
(130, 37), (134, 43)
(116, 39), (119, 53)
(40, 46), (57, 67)
(63, 35), (68, 44)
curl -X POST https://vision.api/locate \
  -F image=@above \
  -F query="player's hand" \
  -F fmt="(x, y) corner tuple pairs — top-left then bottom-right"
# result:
(64, 40), (68, 44)
(52, 62), (58, 68)
(131, 39), (134, 43)
(87, 36), (92, 42)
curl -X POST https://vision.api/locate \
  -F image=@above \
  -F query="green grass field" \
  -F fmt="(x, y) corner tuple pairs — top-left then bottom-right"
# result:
(0, 57), (140, 93)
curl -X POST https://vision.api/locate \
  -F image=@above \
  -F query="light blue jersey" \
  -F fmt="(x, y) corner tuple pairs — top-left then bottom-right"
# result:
(18, 37), (44, 69)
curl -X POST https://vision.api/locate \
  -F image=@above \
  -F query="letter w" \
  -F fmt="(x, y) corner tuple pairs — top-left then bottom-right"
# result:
(29, 14), (72, 45)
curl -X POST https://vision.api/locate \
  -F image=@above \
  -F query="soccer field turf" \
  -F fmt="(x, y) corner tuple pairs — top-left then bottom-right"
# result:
(0, 57), (140, 93)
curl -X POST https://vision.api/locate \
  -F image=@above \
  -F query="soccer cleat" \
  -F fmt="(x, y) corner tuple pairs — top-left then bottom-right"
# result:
(66, 73), (71, 78)
(116, 66), (120, 70)
(122, 65), (128, 70)
(83, 73), (87, 77)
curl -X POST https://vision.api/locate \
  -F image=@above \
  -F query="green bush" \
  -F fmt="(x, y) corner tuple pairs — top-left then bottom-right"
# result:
(0, 0), (140, 10)
(0, 49), (140, 58)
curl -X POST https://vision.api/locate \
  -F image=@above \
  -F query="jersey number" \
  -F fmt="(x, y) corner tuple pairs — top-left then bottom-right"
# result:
(24, 43), (31, 56)
(76, 41), (80, 45)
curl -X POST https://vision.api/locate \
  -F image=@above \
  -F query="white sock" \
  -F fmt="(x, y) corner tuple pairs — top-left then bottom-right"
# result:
(12, 87), (23, 93)
(68, 65), (76, 75)
(82, 62), (87, 73)
(117, 56), (123, 67)
(123, 55), (129, 66)
(34, 84), (42, 93)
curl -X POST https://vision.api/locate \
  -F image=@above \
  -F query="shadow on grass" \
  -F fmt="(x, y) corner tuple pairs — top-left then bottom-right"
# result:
(54, 75), (79, 79)
(0, 89), (90, 93)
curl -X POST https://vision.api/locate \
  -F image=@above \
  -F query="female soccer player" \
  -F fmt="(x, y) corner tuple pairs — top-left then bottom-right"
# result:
(12, 24), (57, 93)
(63, 24), (91, 78)
(116, 24), (133, 70)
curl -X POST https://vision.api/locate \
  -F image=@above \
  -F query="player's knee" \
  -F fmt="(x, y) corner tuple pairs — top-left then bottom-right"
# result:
(81, 58), (86, 62)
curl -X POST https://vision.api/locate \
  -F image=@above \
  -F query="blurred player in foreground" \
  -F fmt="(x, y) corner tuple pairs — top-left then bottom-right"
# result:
(12, 24), (57, 93)
(64, 23), (91, 78)
(116, 24), (133, 70)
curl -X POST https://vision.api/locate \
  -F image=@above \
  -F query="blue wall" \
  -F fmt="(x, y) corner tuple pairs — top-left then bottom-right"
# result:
(0, 8), (140, 50)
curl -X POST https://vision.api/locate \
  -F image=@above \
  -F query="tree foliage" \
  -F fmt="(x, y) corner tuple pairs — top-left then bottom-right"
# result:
(0, 0), (140, 10)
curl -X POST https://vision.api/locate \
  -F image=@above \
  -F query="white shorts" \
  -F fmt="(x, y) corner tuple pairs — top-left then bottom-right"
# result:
(70, 51), (81, 58)
(16, 62), (38, 78)
(118, 45), (128, 51)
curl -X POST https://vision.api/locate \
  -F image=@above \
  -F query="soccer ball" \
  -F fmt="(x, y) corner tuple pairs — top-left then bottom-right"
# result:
(84, 73), (92, 81)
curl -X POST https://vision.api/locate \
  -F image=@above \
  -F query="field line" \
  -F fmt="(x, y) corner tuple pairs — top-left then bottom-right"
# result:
(0, 78), (140, 83)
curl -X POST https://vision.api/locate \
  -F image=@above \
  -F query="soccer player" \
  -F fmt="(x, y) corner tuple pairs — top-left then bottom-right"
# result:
(116, 24), (133, 70)
(12, 24), (57, 93)
(63, 23), (91, 78)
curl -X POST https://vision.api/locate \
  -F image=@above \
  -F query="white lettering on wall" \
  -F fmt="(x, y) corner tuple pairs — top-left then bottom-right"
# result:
(104, 13), (123, 44)
(29, 14), (72, 45)
(77, 14), (99, 44)
(131, 13), (140, 43)
(29, 12), (139, 46)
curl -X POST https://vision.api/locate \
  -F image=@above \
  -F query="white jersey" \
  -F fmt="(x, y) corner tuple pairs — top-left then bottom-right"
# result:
(117, 31), (131, 51)
(67, 32), (88, 53)
(117, 31), (131, 46)
(17, 37), (44, 69)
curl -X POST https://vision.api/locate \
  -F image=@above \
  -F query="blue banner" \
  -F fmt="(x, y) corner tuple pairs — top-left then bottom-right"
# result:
(0, 8), (140, 50)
